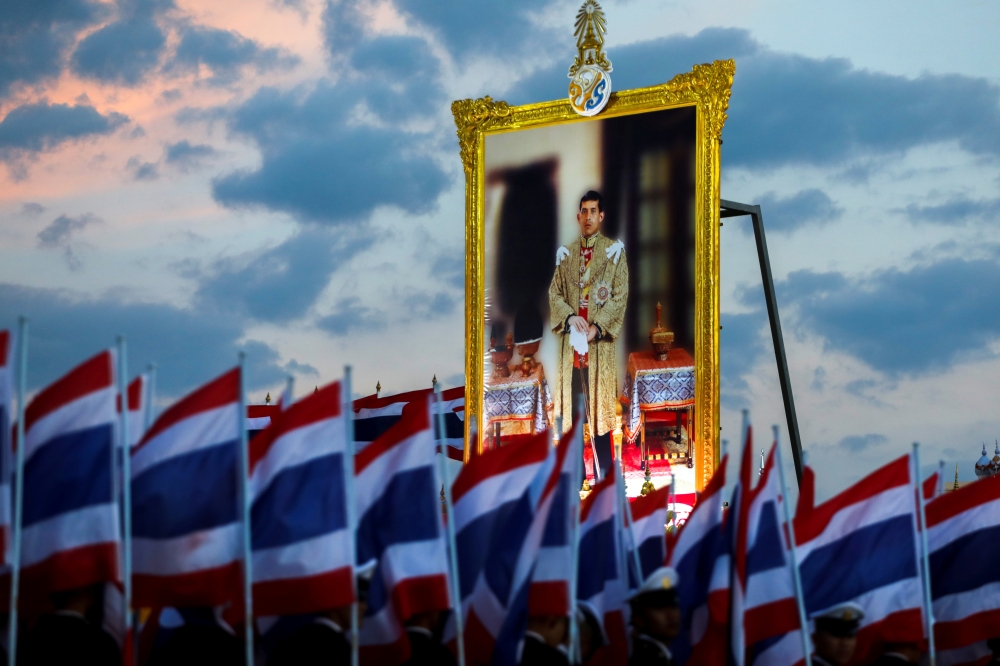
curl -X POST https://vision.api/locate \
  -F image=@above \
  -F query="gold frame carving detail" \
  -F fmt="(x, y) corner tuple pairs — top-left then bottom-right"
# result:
(451, 60), (735, 490)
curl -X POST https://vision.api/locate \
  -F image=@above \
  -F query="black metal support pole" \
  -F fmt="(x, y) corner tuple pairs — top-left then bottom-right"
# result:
(720, 199), (804, 487)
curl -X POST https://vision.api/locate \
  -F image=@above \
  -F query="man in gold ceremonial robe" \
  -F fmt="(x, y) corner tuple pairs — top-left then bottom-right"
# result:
(549, 190), (629, 478)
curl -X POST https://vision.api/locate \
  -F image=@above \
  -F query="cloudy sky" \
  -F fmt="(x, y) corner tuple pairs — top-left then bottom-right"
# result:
(1, 0), (998, 500)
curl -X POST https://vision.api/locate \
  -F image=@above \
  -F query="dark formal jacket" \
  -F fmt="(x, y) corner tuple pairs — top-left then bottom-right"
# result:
(267, 618), (351, 666)
(520, 632), (569, 666)
(146, 621), (243, 666)
(629, 634), (673, 666)
(20, 612), (120, 666)
(403, 627), (457, 666)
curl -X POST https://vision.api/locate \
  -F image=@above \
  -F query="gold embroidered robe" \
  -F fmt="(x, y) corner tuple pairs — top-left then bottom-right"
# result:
(548, 232), (629, 437)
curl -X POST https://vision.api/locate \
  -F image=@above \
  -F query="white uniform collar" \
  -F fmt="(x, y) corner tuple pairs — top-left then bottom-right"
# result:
(637, 633), (672, 660)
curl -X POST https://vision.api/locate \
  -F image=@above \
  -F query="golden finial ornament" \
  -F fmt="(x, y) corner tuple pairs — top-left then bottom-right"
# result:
(641, 465), (655, 496)
(375, 380), (381, 398)
(954, 463), (960, 490)
(432, 374), (438, 387)
(265, 392), (271, 404)
(568, 0), (612, 117)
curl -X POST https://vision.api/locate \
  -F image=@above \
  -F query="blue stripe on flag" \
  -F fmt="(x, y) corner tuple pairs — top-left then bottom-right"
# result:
(930, 522), (1000, 599)
(356, 466), (440, 566)
(746, 501), (785, 576)
(482, 494), (535, 607)
(577, 517), (618, 600)
(132, 441), (239, 538)
(23, 424), (113, 527)
(493, 575), (534, 666)
(251, 453), (346, 550)
(353, 415), (400, 444)
(637, 537), (665, 581)
(800, 515), (917, 613)
(456, 500), (521, 599)
(434, 413), (463, 440)
(541, 475), (569, 547)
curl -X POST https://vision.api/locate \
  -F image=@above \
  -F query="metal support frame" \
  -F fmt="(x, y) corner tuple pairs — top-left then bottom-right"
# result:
(719, 200), (804, 486)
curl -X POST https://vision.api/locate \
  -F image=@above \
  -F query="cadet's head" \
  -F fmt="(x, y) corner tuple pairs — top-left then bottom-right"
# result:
(577, 603), (605, 662)
(629, 567), (681, 644)
(526, 614), (568, 647)
(577, 190), (604, 238)
(812, 604), (864, 666)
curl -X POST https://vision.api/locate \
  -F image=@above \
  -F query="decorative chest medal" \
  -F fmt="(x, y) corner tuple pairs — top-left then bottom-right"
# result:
(568, 0), (612, 117)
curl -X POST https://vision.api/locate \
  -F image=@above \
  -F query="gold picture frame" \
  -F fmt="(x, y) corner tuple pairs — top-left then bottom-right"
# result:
(451, 59), (735, 490)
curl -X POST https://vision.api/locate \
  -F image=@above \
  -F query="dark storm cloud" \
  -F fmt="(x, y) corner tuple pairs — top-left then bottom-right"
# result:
(70, 17), (166, 85)
(0, 102), (128, 162)
(753, 189), (844, 234)
(778, 257), (1000, 376)
(901, 196), (1000, 225)
(506, 28), (1000, 171)
(37, 212), (100, 247)
(0, 0), (106, 98)
(0, 282), (286, 396)
(195, 228), (372, 323)
(163, 139), (215, 169)
(394, 0), (562, 59)
(167, 25), (299, 86)
(316, 297), (388, 337)
(211, 67), (449, 224)
(838, 433), (888, 452)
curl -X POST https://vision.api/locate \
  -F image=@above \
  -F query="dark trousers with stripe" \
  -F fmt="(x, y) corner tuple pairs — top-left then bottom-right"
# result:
(572, 368), (613, 480)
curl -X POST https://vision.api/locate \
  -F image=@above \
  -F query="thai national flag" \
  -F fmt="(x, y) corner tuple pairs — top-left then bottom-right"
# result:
(131, 368), (244, 608)
(529, 424), (577, 618)
(794, 455), (925, 665)
(463, 425), (576, 666)
(19, 350), (121, 598)
(353, 386), (465, 460)
(926, 474), (1000, 666)
(356, 396), (453, 665)
(577, 473), (631, 664)
(0, 330), (12, 564)
(247, 404), (281, 440)
(732, 437), (806, 666)
(451, 431), (549, 625)
(249, 380), (354, 616)
(667, 454), (728, 666)
(629, 484), (670, 581)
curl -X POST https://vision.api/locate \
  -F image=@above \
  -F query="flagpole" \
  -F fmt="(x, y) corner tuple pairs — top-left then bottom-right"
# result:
(343, 367), (359, 666)
(669, 473), (676, 535)
(773, 425), (812, 666)
(616, 458), (643, 588)
(116, 337), (133, 666)
(936, 460), (945, 499)
(913, 443), (936, 666)
(8, 317), (27, 665)
(567, 400), (584, 663)
(236, 353), (253, 665)
(433, 386), (466, 666)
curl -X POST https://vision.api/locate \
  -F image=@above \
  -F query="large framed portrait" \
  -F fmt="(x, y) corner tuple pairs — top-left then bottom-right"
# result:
(452, 60), (734, 491)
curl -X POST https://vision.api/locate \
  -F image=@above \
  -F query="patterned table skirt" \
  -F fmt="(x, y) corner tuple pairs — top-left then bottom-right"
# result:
(484, 368), (553, 437)
(621, 359), (695, 444)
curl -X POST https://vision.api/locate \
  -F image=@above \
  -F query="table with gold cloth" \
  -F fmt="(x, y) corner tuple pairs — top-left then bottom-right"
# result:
(484, 365), (553, 438)
(621, 348), (695, 445)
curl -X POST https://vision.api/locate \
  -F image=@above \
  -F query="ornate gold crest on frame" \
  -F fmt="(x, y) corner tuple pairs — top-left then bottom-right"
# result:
(452, 9), (735, 490)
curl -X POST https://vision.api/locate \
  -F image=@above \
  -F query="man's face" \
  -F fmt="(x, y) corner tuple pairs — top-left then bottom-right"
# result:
(577, 200), (604, 238)
(813, 631), (857, 666)
(635, 605), (681, 644)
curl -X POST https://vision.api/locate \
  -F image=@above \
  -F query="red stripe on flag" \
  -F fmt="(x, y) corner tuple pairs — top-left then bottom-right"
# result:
(355, 397), (431, 474)
(20, 541), (119, 602)
(249, 381), (342, 471)
(935, 608), (1000, 651)
(392, 573), (451, 622)
(133, 561), (242, 609)
(926, 473), (1000, 527)
(25, 350), (114, 431)
(136, 368), (240, 449)
(451, 430), (548, 503)
(528, 580), (568, 617)
(253, 566), (354, 617)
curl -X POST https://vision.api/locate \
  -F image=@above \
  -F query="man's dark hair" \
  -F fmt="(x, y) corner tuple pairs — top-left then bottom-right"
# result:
(579, 190), (603, 212)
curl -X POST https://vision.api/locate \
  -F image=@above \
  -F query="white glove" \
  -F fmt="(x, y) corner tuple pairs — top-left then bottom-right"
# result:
(556, 246), (570, 266)
(570, 327), (589, 356)
(605, 239), (625, 264)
